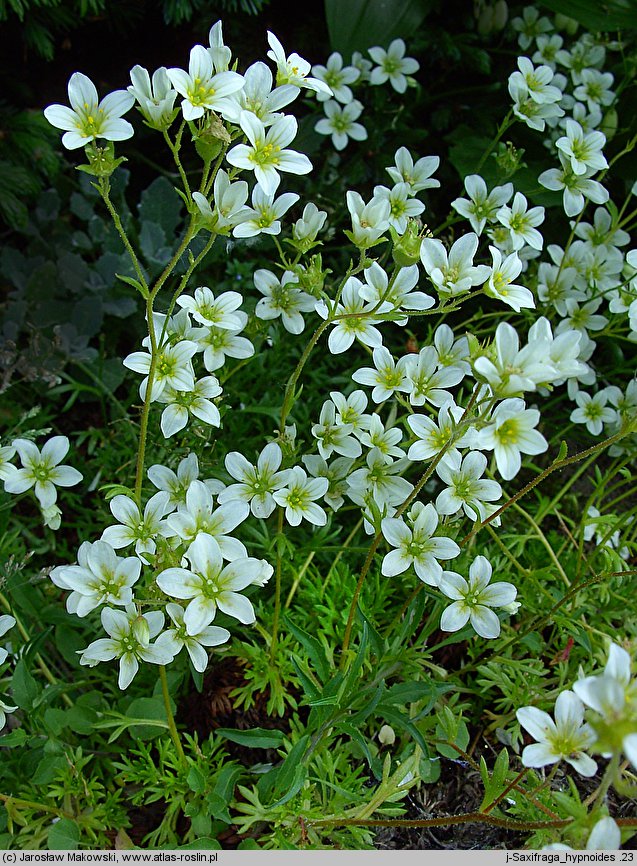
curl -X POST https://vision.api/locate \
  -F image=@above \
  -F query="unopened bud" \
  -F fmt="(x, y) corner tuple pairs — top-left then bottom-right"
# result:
(391, 221), (423, 267)
(378, 724), (396, 746)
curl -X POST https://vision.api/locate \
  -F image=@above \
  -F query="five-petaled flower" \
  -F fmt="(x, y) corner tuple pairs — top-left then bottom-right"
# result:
(44, 72), (134, 149)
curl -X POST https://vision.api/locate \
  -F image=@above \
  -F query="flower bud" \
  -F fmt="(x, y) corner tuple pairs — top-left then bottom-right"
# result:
(391, 221), (423, 267)
(131, 615), (151, 647)
(194, 114), (231, 164)
(600, 108), (618, 142)
(378, 724), (396, 745)
(555, 13), (578, 35)
(494, 141), (526, 179)
(294, 255), (328, 297)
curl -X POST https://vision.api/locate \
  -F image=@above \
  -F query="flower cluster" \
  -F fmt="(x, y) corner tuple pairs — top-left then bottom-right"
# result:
(311, 40), (420, 151)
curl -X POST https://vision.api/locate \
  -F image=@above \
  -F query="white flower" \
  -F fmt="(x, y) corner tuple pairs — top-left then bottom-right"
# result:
(272, 466), (329, 526)
(496, 192), (545, 251)
(381, 502), (460, 585)
(0, 443), (17, 484)
(516, 690), (598, 776)
(404, 345), (465, 407)
(352, 346), (411, 403)
(556, 119), (608, 176)
(128, 65), (177, 129)
(316, 276), (389, 355)
(44, 72), (134, 150)
(570, 391), (617, 436)
(156, 533), (268, 633)
(254, 269), (315, 335)
(345, 190), (391, 247)
(572, 643), (637, 768)
(158, 375), (223, 438)
(79, 606), (172, 690)
(167, 481), (248, 559)
(433, 325), (471, 374)
(357, 262), (433, 320)
(227, 111), (312, 196)
(476, 397), (548, 481)
(311, 52), (360, 103)
(473, 320), (557, 397)
(177, 287), (244, 330)
(508, 57), (562, 104)
(440, 555), (517, 639)
(347, 448), (413, 512)
(315, 99), (367, 151)
(357, 415), (405, 463)
(266, 31), (332, 96)
(5, 436), (83, 508)
(232, 184), (299, 238)
(435, 451), (502, 522)
(368, 39), (419, 93)
(123, 339), (198, 403)
(219, 60), (298, 125)
(386, 147), (440, 194)
(166, 45), (244, 121)
(539, 155), (609, 217)
(407, 400), (472, 462)
(302, 455), (354, 512)
(293, 202), (327, 244)
(544, 815), (621, 852)
(311, 401), (361, 460)
(485, 246), (535, 311)
(511, 6), (553, 50)
(451, 175), (513, 235)
(509, 77), (564, 131)
(155, 603), (230, 673)
(51, 540), (141, 617)
(420, 232), (490, 297)
(532, 34), (563, 70)
(0, 697), (17, 732)
(557, 298), (608, 336)
(192, 172), (249, 234)
(0, 615), (16, 665)
(208, 20), (231, 72)
(331, 389), (372, 435)
(218, 443), (290, 519)
(196, 317), (254, 373)
(101, 491), (172, 560)
(372, 182), (424, 235)
(573, 69), (615, 111)
(148, 453), (215, 509)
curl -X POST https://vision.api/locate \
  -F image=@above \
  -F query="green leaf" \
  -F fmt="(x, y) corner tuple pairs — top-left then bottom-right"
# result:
(479, 748), (510, 810)
(208, 764), (242, 823)
(435, 706), (470, 759)
(325, 0), (435, 55)
(270, 765), (307, 809)
(177, 838), (221, 850)
(99, 483), (136, 501)
(11, 659), (40, 710)
(284, 616), (330, 683)
(553, 441), (568, 464)
(48, 818), (80, 850)
(138, 176), (183, 237)
(270, 735), (310, 802)
(115, 273), (149, 299)
(215, 727), (285, 749)
(127, 696), (174, 740)
(187, 765), (207, 794)
(336, 721), (381, 775)
(538, 0), (637, 31)
(0, 729), (28, 748)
